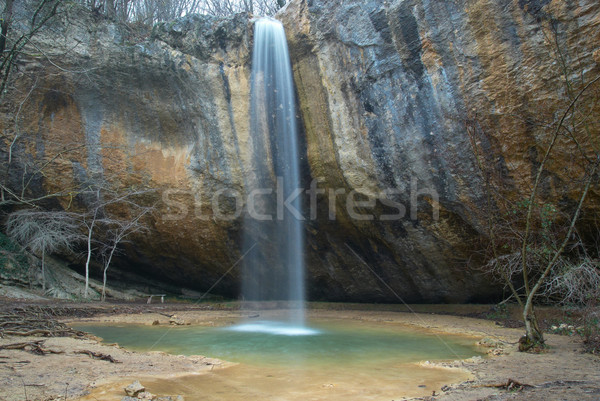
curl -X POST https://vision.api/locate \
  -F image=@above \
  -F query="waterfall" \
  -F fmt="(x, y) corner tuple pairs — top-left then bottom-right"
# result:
(242, 18), (305, 326)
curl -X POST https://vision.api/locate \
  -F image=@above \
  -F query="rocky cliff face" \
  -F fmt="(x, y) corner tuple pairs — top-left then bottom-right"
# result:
(279, 0), (600, 301)
(1, 0), (599, 302)
(2, 10), (255, 295)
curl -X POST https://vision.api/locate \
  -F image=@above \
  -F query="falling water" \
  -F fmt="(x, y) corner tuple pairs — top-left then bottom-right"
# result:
(242, 18), (305, 327)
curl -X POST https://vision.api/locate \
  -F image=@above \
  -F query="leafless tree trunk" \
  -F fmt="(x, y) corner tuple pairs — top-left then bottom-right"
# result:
(518, 77), (600, 346)
(101, 245), (115, 301)
(41, 247), (45, 290)
(468, 71), (600, 350)
(100, 205), (153, 301)
(83, 208), (98, 298)
(80, 186), (154, 299)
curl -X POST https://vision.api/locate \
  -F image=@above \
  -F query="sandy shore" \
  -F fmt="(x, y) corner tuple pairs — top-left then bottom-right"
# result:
(0, 304), (599, 401)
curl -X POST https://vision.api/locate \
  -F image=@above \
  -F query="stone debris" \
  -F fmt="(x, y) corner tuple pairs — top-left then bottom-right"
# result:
(477, 337), (505, 349)
(137, 391), (156, 400)
(477, 337), (507, 356)
(123, 380), (184, 401)
(487, 348), (505, 356)
(169, 315), (186, 326)
(124, 380), (145, 397)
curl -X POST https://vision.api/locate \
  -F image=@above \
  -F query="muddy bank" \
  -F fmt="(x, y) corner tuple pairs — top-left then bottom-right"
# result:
(0, 335), (231, 401)
(0, 301), (599, 400)
(0, 301), (236, 401)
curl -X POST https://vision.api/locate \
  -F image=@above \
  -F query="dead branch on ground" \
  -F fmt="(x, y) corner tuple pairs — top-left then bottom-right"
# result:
(74, 350), (121, 363)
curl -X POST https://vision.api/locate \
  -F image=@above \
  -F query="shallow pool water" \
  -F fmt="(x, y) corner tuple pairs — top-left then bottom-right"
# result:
(75, 318), (483, 400)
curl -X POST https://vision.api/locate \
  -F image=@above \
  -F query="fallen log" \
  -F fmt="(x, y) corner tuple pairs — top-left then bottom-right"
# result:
(1, 329), (53, 337)
(0, 340), (64, 355)
(0, 340), (44, 350)
(480, 378), (533, 391)
(74, 350), (121, 363)
(479, 378), (596, 392)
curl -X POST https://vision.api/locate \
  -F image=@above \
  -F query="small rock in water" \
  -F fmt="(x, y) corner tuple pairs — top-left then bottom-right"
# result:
(124, 380), (145, 397)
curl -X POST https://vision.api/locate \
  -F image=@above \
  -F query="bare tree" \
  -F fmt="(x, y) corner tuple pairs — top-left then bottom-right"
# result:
(468, 72), (600, 350)
(99, 205), (153, 301)
(81, 188), (101, 298)
(79, 185), (154, 298)
(6, 209), (81, 291)
(199, 0), (283, 18)
(73, 0), (286, 23)
(545, 257), (600, 305)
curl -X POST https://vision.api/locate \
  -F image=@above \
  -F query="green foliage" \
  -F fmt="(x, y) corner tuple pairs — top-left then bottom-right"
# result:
(540, 203), (557, 229)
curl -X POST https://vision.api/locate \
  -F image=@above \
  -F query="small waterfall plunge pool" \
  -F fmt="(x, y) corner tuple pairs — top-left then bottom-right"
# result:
(73, 317), (484, 400)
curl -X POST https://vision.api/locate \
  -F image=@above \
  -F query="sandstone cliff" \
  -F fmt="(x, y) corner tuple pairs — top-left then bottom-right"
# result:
(1, 0), (599, 302)
(279, 0), (600, 301)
